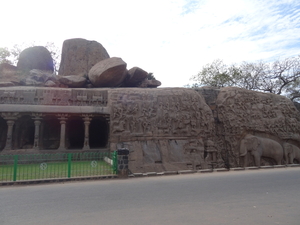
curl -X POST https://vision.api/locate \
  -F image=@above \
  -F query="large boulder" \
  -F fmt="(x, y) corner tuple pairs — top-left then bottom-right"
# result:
(59, 38), (110, 76)
(17, 46), (54, 72)
(122, 67), (148, 87)
(88, 57), (127, 87)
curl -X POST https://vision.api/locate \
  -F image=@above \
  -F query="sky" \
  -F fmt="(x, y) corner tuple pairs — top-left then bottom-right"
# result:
(1, 0), (300, 87)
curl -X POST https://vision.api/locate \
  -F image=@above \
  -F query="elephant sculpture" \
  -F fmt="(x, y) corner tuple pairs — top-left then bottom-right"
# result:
(283, 143), (300, 164)
(240, 134), (283, 167)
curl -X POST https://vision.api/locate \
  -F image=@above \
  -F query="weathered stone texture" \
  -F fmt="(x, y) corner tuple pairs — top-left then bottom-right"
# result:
(17, 46), (54, 72)
(58, 75), (87, 88)
(88, 57), (127, 87)
(108, 88), (216, 172)
(123, 67), (148, 87)
(0, 86), (300, 173)
(58, 38), (110, 76)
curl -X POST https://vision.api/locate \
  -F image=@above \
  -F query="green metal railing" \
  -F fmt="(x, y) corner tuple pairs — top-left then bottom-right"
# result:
(0, 151), (118, 182)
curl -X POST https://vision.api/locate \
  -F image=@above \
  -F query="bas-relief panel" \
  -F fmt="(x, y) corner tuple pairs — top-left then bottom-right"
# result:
(109, 89), (215, 138)
(216, 87), (300, 166)
(0, 88), (108, 106)
(109, 89), (221, 172)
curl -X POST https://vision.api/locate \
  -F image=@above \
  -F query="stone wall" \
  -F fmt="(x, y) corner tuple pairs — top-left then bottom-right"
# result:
(0, 86), (300, 172)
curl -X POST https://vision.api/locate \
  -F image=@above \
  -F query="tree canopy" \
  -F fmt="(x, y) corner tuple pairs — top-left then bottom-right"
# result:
(189, 56), (300, 101)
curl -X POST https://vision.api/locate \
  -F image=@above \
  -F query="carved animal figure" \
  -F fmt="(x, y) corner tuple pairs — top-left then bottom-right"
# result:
(283, 143), (300, 164)
(240, 134), (283, 167)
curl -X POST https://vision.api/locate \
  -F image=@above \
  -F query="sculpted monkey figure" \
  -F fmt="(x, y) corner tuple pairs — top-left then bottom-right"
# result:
(283, 143), (300, 164)
(240, 134), (283, 167)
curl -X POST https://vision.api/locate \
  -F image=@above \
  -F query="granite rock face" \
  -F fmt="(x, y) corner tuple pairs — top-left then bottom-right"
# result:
(17, 46), (54, 72)
(58, 38), (110, 76)
(88, 57), (127, 87)
(108, 87), (300, 172)
(123, 67), (148, 87)
(0, 86), (299, 172)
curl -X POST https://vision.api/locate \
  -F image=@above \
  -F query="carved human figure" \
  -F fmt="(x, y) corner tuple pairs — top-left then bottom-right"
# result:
(240, 134), (283, 167)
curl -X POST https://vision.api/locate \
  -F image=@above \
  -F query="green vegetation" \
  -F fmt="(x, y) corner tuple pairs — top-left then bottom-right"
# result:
(189, 56), (300, 102)
(0, 160), (115, 182)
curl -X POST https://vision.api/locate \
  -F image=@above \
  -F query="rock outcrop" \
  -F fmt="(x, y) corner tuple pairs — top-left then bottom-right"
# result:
(123, 67), (148, 87)
(88, 57), (127, 87)
(59, 38), (110, 76)
(0, 86), (299, 172)
(17, 46), (54, 72)
(58, 75), (87, 88)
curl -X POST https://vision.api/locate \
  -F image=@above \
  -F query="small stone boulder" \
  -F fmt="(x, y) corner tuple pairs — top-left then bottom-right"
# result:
(123, 67), (148, 87)
(88, 57), (127, 87)
(59, 38), (110, 76)
(17, 46), (54, 72)
(58, 75), (87, 88)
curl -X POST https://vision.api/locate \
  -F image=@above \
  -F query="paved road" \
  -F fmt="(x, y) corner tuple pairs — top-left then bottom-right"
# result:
(1, 167), (300, 225)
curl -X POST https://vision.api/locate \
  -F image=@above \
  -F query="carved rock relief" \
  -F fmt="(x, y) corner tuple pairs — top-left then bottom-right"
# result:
(109, 88), (215, 139)
(0, 87), (108, 106)
(109, 88), (220, 172)
(216, 87), (300, 167)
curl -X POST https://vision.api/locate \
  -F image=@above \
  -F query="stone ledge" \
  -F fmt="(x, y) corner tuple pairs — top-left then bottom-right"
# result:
(260, 166), (274, 169)
(245, 167), (260, 170)
(132, 173), (143, 177)
(145, 172), (157, 176)
(214, 168), (230, 172)
(273, 165), (286, 168)
(231, 167), (245, 171)
(163, 171), (178, 175)
(178, 170), (196, 174)
(198, 169), (213, 173)
(286, 164), (300, 167)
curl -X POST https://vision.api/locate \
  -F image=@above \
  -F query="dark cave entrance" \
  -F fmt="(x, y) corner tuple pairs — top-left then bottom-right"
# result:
(89, 117), (109, 149)
(0, 117), (7, 150)
(41, 116), (60, 150)
(13, 115), (35, 149)
(67, 116), (84, 149)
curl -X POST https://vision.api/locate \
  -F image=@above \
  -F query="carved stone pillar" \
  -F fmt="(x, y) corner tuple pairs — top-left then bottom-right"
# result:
(82, 115), (92, 150)
(1, 113), (19, 150)
(57, 114), (68, 151)
(4, 120), (15, 150)
(32, 113), (43, 150)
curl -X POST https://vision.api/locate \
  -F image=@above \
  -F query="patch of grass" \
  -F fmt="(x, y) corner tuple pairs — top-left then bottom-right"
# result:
(0, 160), (115, 182)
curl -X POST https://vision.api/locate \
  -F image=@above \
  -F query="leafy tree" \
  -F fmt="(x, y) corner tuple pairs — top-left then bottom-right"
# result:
(0, 47), (12, 64)
(189, 56), (300, 101)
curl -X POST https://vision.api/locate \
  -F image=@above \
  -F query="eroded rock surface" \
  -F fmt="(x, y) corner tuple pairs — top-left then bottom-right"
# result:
(123, 67), (148, 87)
(59, 38), (110, 76)
(88, 57), (127, 87)
(0, 79), (299, 172)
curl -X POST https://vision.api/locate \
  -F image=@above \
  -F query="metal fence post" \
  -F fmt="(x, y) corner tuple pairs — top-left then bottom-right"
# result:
(68, 153), (72, 178)
(13, 155), (18, 181)
(112, 151), (118, 174)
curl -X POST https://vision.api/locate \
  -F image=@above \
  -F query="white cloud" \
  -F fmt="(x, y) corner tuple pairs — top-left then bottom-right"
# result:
(1, 0), (299, 87)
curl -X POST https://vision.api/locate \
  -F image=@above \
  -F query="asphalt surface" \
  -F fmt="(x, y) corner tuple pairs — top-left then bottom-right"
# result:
(1, 167), (300, 225)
